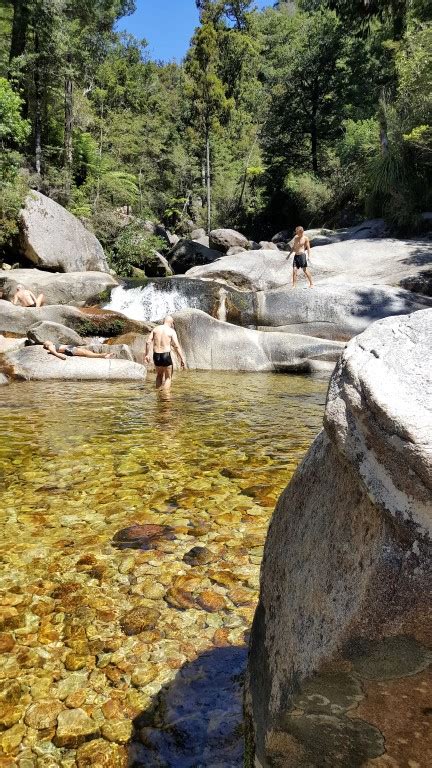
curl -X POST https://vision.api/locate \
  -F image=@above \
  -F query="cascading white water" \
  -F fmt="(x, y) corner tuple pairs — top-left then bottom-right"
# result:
(104, 283), (199, 322)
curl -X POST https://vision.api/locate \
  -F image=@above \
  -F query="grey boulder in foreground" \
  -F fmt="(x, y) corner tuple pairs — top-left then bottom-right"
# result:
(0, 268), (118, 306)
(2, 346), (146, 382)
(173, 308), (344, 372)
(19, 191), (109, 273)
(245, 308), (432, 768)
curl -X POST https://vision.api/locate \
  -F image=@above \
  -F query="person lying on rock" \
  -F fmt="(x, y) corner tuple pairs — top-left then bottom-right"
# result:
(286, 226), (313, 288)
(42, 341), (113, 360)
(12, 284), (45, 307)
(144, 315), (186, 390)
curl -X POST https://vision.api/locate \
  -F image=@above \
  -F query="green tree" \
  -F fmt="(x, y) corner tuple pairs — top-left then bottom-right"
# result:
(0, 77), (30, 247)
(185, 17), (233, 232)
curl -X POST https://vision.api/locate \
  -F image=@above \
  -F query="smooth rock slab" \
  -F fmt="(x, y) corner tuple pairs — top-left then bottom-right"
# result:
(187, 238), (432, 294)
(245, 309), (432, 768)
(2, 346), (146, 382)
(249, 284), (432, 340)
(173, 308), (344, 372)
(0, 268), (117, 306)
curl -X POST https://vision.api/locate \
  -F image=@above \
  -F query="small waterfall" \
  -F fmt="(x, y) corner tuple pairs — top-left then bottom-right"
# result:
(105, 283), (199, 322)
(217, 287), (228, 322)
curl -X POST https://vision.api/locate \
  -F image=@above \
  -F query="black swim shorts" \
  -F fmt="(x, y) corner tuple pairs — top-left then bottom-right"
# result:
(56, 345), (76, 356)
(294, 252), (308, 269)
(153, 351), (173, 367)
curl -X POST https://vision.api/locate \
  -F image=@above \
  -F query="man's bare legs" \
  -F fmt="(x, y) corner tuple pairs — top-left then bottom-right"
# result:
(73, 348), (113, 359)
(35, 293), (45, 307)
(292, 267), (313, 287)
(155, 365), (172, 390)
(304, 267), (313, 287)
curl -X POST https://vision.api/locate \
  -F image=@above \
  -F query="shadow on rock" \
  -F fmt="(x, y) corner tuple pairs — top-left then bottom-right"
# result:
(128, 645), (247, 767)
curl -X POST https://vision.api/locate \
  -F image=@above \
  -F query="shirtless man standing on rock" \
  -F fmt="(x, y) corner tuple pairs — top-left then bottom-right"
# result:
(145, 315), (186, 390)
(287, 226), (313, 288)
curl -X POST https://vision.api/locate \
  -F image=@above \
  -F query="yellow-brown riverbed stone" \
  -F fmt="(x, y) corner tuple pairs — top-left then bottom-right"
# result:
(76, 738), (127, 767)
(54, 708), (99, 748)
(0, 723), (26, 754)
(24, 700), (63, 730)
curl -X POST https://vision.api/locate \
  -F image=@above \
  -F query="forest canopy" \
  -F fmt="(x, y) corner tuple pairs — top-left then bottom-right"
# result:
(1, 0), (431, 270)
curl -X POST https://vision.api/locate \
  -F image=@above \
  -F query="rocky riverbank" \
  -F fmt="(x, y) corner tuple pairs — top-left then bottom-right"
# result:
(245, 309), (432, 767)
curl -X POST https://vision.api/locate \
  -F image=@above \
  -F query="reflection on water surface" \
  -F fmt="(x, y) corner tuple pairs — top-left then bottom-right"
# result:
(0, 371), (328, 766)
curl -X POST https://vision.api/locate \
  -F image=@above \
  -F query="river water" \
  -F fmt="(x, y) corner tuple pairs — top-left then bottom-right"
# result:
(0, 372), (328, 767)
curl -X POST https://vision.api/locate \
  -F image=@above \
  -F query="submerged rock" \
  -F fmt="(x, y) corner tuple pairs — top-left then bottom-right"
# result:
(112, 524), (174, 550)
(54, 708), (99, 747)
(120, 607), (161, 635)
(76, 739), (127, 767)
(245, 309), (432, 768)
(183, 546), (214, 566)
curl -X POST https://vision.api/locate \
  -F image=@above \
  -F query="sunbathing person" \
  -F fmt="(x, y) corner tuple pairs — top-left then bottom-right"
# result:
(12, 284), (45, 307)
(43, 341), (113, 360)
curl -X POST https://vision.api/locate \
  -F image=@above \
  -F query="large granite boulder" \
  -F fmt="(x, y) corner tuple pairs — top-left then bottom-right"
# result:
(247, 284), (432, 340)
(0, 269), (117, 306)
(19, 191), (109, 272)
(168, 239), (223, 273)
(0, 300), (150, 337)
(209, 228), (249, 253)
(186, 238), (432, 294)
(27, 321), (83, 346)
(2, 345), (145, 382)
(245, 309), (432, 768)
(173, 309), (344, 372)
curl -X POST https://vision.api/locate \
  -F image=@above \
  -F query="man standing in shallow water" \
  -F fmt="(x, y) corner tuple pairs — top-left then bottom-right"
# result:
(145, 315), (186, 390)
(287, 226), (313, 288)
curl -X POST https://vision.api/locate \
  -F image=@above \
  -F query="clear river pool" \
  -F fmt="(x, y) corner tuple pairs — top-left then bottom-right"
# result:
(0, 371), (328, 767)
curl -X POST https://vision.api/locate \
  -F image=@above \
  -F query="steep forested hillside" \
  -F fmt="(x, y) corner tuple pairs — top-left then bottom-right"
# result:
(1, 0), (431, 271)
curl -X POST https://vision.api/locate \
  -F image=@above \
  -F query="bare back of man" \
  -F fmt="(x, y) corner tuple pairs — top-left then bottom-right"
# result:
(288, 226), (313, 288)
(145, 315), (186, 390)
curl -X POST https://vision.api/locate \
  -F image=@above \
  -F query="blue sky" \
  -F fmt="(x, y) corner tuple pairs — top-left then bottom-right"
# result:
(117, 1), (272, 62)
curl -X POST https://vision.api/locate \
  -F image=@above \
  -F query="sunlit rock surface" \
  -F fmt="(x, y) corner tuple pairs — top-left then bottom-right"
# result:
(0, 268), (117, 306)
(173, 308), (344, 372)
(186, 237), (432, 294)
(2, 345), (145, 381)
(245, 309), (432, 767)
(0, 299), (150, 337)
(19, 191), (109, 272)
